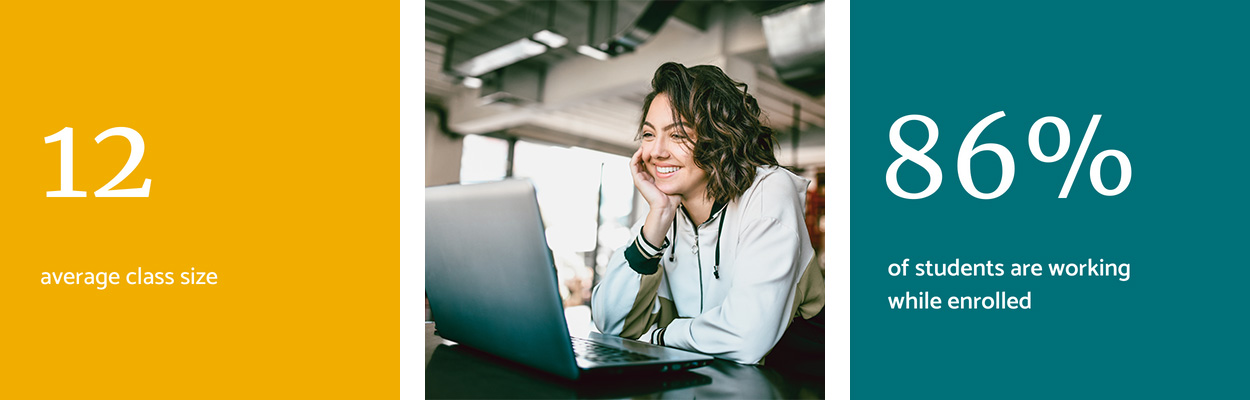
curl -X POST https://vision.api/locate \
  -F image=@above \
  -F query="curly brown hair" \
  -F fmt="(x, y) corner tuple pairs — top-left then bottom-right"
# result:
(638, 62), (778, 205)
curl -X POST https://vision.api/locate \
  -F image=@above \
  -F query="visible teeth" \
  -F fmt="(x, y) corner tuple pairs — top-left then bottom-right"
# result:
(657, 166), (679, 174)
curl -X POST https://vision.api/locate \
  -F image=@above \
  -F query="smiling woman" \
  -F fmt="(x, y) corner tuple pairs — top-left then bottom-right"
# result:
(591, 62), (825, 370)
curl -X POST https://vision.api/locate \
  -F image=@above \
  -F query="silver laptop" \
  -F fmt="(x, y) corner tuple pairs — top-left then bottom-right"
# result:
(425, 179), (713, 380)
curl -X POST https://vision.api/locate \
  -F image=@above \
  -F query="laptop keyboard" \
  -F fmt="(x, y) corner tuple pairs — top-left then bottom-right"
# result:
(570, 336), (658, 363)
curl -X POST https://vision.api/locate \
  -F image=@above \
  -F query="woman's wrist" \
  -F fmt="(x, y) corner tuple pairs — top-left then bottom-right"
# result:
(641, 207), (675, 247)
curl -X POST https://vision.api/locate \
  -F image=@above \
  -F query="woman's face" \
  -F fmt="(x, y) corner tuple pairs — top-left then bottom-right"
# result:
(640, 93), (709, 200)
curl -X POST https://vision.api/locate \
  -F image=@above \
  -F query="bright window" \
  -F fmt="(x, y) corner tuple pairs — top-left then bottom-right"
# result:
(510, 141), (635, 307)
(458, 134), (509, 184)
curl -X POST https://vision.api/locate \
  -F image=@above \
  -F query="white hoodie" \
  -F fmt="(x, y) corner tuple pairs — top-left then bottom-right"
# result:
(591, 166), (821, 364)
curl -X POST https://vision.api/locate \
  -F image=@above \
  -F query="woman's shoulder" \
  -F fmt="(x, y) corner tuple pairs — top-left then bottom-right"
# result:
(751, 166), (809, 191)
(735, 166), (810, 219)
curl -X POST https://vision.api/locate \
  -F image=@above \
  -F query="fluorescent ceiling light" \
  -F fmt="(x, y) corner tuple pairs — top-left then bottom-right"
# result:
(462, 76), (482, 89)
(532, 29), (568, 48)
(453, 37), (548, 77)
(576, 45), (610, 61)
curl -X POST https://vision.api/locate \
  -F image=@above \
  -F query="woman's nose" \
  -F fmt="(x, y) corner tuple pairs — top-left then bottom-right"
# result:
(646, 139), (669, 160)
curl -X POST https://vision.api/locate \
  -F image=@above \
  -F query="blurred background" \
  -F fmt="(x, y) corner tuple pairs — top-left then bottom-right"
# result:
(424, 0), (826, 315)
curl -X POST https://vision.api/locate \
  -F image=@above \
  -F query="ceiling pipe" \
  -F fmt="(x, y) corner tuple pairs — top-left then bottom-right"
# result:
(445, 1), (682, 76)
(761, 1), (825, 96)
(597, 0), (684, 56)
(576, 1), (611, 61)
(446, 1), (570, 78)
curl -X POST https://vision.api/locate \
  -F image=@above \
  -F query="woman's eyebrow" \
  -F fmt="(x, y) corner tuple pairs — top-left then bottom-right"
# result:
(641, 121), (694, 132)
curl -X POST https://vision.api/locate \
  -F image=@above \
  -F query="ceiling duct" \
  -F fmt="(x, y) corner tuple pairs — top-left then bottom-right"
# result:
(444, 1), (570, 78)
(478, 62), (544, 106)
(444, 1), (681, 81)
(761, 1), (824, 96)
(590, 0), (684, 57)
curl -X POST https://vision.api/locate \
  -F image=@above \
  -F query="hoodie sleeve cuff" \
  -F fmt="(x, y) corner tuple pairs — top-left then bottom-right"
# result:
(624, 227), (667, 275)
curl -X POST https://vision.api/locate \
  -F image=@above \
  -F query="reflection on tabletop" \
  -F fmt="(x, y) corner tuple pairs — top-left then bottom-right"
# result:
(425, 322), (823, 399)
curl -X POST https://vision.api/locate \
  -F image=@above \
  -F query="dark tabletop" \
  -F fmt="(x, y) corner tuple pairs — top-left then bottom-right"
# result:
(425, 322), (823, 399)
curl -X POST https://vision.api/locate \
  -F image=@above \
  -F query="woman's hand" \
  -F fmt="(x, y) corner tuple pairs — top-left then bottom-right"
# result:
(631, 148), (680, 246)
(631, 148), (680, 210)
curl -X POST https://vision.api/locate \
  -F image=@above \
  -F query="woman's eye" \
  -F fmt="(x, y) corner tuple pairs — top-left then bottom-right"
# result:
(641, 132), (654, 139)
(671, 133), (688, 141)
